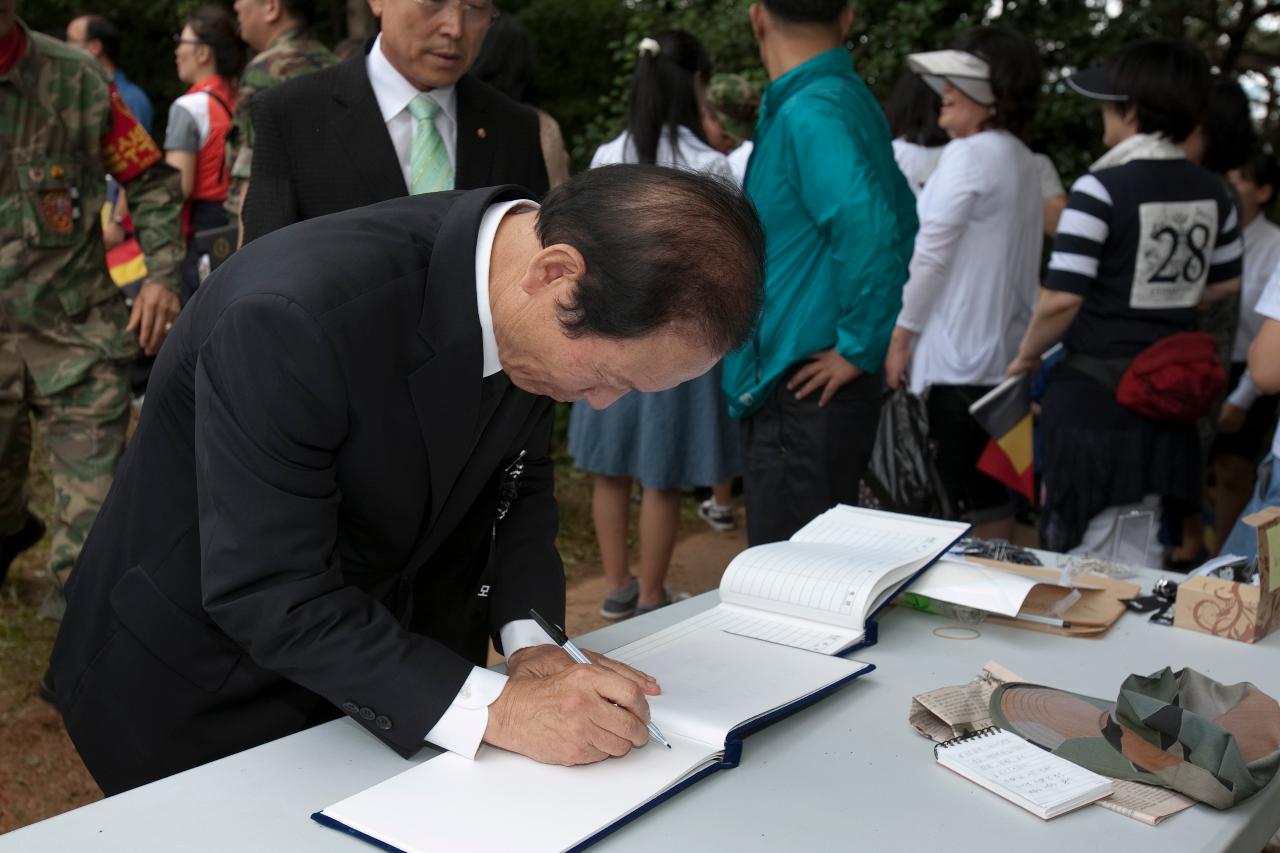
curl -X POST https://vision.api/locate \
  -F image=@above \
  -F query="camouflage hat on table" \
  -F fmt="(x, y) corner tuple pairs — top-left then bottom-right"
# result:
(707, 73), (760, 143)
(990, 668), (1280, 809)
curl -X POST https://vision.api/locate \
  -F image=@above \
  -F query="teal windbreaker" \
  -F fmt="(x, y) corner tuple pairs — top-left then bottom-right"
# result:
(723, 49), (918, 417)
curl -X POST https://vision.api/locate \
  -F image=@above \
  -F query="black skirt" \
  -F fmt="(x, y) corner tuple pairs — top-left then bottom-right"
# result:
(1039, 365), (1201, 552)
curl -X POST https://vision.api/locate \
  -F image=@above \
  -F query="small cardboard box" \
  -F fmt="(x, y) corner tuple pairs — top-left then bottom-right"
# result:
(1174, 506), (1280, 643)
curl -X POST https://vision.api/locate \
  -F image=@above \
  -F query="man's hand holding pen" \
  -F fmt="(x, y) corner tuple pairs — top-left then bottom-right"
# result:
(484, 647), (661, 765)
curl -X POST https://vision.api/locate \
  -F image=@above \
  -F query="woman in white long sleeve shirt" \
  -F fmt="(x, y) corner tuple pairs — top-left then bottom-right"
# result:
(884, 29), (1044, 539)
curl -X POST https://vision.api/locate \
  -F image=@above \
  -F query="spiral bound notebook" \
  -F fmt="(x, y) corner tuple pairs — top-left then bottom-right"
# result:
(934, 727), (1114, 819)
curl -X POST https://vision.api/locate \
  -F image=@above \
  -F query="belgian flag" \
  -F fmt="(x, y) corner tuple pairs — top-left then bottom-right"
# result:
(99, 205), (148, 288)
(968, 374), (1035, 502)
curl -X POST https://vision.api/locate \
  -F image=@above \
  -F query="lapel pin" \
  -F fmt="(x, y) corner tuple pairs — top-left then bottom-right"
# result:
(477, 127), (487, 139)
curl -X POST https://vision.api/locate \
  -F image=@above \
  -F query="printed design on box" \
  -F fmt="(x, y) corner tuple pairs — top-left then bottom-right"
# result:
(1190, 583), (1256, 641)
(1131, 199), (1217, 309)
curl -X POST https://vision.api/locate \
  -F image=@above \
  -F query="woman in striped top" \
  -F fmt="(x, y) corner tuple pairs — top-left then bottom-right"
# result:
(1008, 41), (1243, 563)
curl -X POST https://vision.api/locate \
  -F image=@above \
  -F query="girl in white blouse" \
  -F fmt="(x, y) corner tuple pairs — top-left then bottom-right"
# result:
(569, 31), (739, 620)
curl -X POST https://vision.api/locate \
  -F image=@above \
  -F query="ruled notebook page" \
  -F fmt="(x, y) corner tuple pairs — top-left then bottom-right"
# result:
(715, 507), (966, 641)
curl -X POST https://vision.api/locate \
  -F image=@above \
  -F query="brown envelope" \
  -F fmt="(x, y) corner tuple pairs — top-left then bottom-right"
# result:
(964, 557), (1141, 636)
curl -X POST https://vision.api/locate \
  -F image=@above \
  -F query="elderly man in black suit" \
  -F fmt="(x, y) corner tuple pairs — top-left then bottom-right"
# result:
(49, 165), (764, 795)
(242, 0), (549, 243)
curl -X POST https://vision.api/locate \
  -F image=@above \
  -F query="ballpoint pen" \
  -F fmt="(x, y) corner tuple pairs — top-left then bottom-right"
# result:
(528, 608), (672, 749)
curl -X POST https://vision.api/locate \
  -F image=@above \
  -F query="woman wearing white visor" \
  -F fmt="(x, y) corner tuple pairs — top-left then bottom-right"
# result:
(884, 28), (1043, 540)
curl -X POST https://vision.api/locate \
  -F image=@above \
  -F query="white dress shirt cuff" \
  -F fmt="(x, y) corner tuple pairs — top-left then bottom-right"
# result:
(423, 667), (507, 759)
(421, 620), (554, 758)
(500, 618), (554, 657)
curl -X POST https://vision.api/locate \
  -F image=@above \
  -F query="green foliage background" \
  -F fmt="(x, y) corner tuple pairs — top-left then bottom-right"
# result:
(25, 0), (1280, 186)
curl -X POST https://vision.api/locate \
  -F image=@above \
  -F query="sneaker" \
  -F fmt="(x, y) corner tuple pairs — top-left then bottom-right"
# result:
(697, 498), (735, 532)
(600, 578), (640, 620)
(0, 511), (46, 588)
(635, 590), (692, 617)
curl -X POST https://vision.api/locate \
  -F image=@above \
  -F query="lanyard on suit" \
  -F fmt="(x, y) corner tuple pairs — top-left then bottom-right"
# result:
(475, 450), (526, 600)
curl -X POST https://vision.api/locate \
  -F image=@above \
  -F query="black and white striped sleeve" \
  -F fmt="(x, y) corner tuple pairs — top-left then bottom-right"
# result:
(1045, 173), (1112, 295)
(1208, 202), (1243, 284)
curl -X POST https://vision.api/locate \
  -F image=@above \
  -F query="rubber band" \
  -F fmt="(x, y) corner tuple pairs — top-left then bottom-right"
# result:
(932, 625), (981, 640)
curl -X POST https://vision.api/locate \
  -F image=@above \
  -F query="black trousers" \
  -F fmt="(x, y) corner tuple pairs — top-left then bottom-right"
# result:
(925, 384), (1015, 522)
(741, 366), (882, 545)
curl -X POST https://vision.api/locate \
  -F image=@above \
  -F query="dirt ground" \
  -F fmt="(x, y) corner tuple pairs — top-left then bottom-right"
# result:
(0, 514), (746, 834)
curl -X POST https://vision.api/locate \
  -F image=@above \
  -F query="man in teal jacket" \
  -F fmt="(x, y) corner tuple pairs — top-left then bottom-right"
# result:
(724, 0), (917, 544)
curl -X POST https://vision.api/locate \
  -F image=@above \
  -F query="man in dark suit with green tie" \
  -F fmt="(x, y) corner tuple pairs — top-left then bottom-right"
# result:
(242, 0), (549, 243)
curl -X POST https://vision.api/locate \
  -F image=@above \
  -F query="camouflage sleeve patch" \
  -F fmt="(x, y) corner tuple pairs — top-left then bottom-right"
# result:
(123, 161), (185, 291)
(101, 84), (163, 183)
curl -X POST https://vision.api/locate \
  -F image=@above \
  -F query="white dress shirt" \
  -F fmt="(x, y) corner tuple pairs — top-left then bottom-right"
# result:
(1257, 273), (1280, 459)
(892, 138), (944, 197)
(423, 199), (549, 758)
(1225, 216), (1280, 409)
(727, 140), (753, 187)
(591, 125), (733, 179)
(367, 34), (458, 191)
(898, 130), (1043, 393)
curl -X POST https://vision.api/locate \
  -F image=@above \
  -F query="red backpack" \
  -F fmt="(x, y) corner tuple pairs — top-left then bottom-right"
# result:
(1115, 332), (1227, 424)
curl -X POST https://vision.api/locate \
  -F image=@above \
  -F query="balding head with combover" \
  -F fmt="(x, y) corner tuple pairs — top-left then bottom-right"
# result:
(537, 164), (764, 356)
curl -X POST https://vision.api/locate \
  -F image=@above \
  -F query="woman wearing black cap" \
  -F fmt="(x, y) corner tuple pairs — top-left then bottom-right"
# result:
(1007, 40), (1244, 563)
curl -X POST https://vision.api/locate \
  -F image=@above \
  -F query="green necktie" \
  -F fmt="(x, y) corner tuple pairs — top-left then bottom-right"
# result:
(407, 93), (453, 194)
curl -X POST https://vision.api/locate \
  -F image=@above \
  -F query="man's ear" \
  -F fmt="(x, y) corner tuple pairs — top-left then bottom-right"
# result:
(265, 0), (284, 25)
(521, 243), (585, 295)
(367, 0), (384, 19)
(1260, 183), (1275, 207)
(748, 4), (767, 41)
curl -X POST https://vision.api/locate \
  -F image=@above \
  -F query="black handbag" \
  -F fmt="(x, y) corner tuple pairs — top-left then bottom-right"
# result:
(864, 387), (953, 518)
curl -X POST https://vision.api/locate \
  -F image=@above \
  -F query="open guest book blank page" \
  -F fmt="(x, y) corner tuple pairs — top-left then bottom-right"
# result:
(313, 506), (964, 851)
(315, 626), (870, 852)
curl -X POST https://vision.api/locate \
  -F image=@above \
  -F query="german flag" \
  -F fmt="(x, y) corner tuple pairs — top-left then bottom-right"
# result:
(968, 374), (1035, 502)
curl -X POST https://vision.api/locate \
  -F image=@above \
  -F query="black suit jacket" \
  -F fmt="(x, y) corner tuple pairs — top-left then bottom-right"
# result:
(242, 52), (549, 243)
(51, 187), (565, 795)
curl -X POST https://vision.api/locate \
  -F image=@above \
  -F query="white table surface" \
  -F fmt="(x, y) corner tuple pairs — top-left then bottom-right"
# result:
(4, 566), (1278, 853)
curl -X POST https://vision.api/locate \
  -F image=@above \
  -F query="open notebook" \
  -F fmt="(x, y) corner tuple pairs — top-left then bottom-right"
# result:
(315, 625), (872, 852)
(696, 504), (969, 654)
(313, 506), (965, 851)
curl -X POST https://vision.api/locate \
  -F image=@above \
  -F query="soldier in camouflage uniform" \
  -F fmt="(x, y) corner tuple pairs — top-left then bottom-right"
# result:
(227, 0), (337, 229)
(0, 6), (183, 612)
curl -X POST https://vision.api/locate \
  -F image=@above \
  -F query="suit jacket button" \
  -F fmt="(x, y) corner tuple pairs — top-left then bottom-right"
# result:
(341, 702), (359, 715)
(359, 706), (375, 721)
(375, 715), (393, 731)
